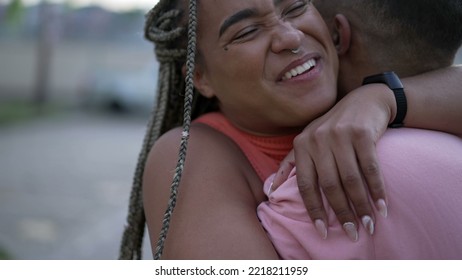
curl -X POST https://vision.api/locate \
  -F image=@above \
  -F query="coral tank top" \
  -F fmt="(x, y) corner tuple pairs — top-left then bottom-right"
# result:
(194, 112), (296, 181)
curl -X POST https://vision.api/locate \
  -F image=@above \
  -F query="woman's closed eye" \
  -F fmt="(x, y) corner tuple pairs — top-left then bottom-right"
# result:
(232, 26), (259, 43)
(282, 0), (310, 19)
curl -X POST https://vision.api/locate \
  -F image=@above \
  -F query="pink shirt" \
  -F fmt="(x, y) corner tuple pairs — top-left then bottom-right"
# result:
(257, 128), (462, 259)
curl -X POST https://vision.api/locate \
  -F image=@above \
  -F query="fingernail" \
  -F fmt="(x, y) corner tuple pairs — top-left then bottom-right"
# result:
(376, 199), (388, 218)
(267, 181), (274, 195)
(343, 222), (358, 242)
(315, 219), (328, 239)
(361, 215), (375, 235)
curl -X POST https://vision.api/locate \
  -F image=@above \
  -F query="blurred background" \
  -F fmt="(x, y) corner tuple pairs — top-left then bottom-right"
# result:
(1, 0), (462, 260)
(0, 0), (158, 259)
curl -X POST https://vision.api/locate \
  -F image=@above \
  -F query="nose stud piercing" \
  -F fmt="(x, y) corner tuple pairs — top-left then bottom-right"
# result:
(290, 48), (300, 54)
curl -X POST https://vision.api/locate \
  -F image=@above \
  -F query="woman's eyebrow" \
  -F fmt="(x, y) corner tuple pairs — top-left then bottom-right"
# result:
(218, 0), (288, 38)
(219, 8), (257, 37)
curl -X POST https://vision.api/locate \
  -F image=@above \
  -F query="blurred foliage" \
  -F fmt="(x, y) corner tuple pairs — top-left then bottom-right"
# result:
(0, 100), (60, 126)
(5, 0), (25, 26)
(0, 246), (12, 260)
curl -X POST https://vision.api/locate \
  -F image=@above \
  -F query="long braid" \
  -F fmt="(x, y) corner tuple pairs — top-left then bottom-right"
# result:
(154, 0), (197, 260)
(119, 0), (203, 260)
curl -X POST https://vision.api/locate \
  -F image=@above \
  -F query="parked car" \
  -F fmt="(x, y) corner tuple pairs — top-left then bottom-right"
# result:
(79, 64), (158, 115)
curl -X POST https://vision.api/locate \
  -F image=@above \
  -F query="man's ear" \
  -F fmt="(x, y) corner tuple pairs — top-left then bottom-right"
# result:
(332, 14), (351, 56)
(182, 63), (216, 98)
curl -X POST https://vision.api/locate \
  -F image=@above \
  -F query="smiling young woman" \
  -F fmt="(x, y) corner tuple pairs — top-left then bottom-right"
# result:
(136, 0), (340, 259)
(119, 0), (462, 260)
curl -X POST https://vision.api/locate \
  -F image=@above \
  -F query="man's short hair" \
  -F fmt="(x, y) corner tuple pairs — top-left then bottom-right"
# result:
(315, 0), (462, 72)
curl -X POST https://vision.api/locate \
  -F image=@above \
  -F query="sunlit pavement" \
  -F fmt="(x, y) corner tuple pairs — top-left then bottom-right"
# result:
(0, 111), (152, 259)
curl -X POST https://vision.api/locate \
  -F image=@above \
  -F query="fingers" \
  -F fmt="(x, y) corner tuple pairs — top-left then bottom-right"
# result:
(313, 150), (360, 242)
(271, 150), (295, 190)
(354, 137), (388, 218)
(295, 156), (328, 239)
(290, 110), (389, 241)
(294, 128), (382, 242)
(294, 130), (359, 241)
(333, 141), (376, 236)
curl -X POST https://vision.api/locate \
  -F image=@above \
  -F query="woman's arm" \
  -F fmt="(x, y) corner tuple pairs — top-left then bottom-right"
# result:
(272, 65), (462, 240)
(404, 65), (462, 136)
(143, 124), (279, 259)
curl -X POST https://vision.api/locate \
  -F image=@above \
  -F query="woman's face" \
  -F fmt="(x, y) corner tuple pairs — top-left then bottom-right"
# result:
(194, 0), (338, 135)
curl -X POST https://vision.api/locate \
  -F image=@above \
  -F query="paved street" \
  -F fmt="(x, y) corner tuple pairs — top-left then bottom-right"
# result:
(0, 111), (153, 259)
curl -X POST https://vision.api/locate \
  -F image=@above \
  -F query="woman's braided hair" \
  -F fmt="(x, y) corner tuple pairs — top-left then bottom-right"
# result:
(119, 0), (217, 260)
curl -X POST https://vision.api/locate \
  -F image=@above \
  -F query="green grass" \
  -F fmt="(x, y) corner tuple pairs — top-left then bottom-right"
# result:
(0, 100), (60, 126)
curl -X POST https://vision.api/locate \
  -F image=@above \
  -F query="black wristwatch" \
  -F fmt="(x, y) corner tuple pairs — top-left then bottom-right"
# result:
(362, 71), (407, 128)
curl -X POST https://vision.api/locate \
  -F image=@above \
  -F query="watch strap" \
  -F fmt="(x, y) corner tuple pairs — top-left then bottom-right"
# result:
(362, 71), (407, 128)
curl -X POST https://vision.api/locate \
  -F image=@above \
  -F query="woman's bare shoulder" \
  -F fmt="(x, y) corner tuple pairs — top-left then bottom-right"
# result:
(142, 124), (276, 259)
(145, 123), (250, 178)
(143, 123), (260, 207)
(149, 123), (240, 161)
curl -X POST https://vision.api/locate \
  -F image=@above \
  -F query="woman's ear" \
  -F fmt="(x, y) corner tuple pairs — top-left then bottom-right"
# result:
(333, 14), (351, 56)
(182, 64), (216, 98)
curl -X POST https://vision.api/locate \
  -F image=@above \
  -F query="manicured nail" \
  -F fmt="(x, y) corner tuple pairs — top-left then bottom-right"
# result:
(361, 215), (375, 235)
(343, 222), (358, 242)
(267, 181), (274, 195)
(314, 219), (328, 239)
(376, 199), (388, 218)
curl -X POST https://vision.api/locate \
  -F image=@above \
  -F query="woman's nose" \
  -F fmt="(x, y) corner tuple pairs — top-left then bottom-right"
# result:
(270, 21), (303, 54)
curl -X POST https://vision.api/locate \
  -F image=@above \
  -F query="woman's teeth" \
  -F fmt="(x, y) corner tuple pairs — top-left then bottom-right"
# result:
(282, 58), (316, 80)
